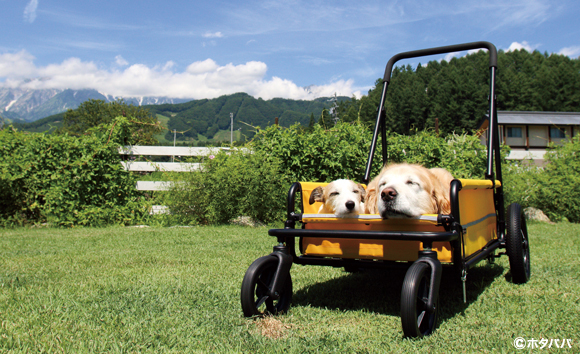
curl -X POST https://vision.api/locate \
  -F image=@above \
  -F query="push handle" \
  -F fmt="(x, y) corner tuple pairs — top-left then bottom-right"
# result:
(383, 41), (497, 83)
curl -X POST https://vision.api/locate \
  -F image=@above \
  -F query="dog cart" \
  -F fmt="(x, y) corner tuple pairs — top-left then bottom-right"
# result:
(240, 41), (531, 337)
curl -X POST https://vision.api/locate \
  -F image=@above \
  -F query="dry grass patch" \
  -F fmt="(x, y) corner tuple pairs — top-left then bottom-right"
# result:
(253, 316), (292, 339)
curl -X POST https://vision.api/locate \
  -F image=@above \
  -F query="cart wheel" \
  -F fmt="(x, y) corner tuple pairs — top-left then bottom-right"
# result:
(240, 255), (292, 317)
(400, 262), (438, 338)
(506, 203), (531, 284)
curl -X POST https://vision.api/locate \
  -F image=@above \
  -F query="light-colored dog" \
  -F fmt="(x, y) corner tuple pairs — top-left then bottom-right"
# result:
(309, 179), (366, 216)
(364, 163), (453, 218)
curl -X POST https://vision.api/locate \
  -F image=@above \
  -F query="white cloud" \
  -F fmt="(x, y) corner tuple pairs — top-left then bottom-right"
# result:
(0, 50), (37, 78)
(186, 59), (220, 74)
(23, 0), (39, 23)
(115, 55), (129, 66)
(506, 41), (537, 53)
(443, 52), (461, 62)
(559, 45), (580, 58)
(202, 31), (223, 38)
(0, 50), (358, 100)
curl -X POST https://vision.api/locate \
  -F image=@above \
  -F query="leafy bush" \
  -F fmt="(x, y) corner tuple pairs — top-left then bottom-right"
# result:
(165, 149), (289, 225)
(384, 130), (498, 179)
(502, 136), (580, 222)
(250, 122), (500, 183)
(534, 137), (580, 222)
(250, 122), (377, 183)
(58, 99), (163, 145)
(502, 160), (541, 210)
(0, 119), (148, 227)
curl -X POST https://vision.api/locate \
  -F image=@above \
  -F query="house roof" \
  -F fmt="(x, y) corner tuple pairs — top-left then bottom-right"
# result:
(497, 111), (580, 125)
(477, 111), (580, 132)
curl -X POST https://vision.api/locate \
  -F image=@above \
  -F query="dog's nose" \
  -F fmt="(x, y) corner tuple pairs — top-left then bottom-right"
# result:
(381, 187), (397, 201)
(345, 201), (355, 210)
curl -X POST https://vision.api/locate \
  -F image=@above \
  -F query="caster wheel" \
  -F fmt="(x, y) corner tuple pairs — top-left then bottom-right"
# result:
(506, 203), (531, 284)
(400, 262), (438, 337)
(241, 255), (292, 317)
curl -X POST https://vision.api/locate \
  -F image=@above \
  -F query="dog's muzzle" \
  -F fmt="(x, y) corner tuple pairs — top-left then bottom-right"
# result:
(380, 187), (411, 218)
(381, 187), (397, 201)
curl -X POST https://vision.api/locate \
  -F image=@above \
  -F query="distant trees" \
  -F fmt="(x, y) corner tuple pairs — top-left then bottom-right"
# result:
(58, 99), (162, 145)
(149, 93), (345, 143)
(336, 49), (580, 135)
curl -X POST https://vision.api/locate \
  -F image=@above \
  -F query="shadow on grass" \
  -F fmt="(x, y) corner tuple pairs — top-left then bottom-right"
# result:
(292, 262), (505, 324)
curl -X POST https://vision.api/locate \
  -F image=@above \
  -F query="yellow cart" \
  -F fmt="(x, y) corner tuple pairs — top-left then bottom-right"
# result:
(240, 42), (531, 338)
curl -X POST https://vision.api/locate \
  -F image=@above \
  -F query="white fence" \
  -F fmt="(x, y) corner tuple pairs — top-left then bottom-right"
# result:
(119, 145), (232, 191)
(119, 145), (232, 213)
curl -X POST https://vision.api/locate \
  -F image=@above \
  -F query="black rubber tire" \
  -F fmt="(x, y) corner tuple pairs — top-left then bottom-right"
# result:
(400, 262), (438, 338)
(240, 255), (292, 317)
(506, 203), (531, 284)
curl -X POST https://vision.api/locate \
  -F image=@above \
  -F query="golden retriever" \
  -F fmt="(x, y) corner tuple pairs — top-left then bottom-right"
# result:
(309, 179), (366, 216)
(364, 163), (453, 218)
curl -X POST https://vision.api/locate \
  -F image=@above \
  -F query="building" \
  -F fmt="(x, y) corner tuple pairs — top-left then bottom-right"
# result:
(478, 111), (580, 165)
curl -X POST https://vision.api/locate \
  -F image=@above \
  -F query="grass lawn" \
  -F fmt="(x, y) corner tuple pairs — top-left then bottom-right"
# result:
(1, 222), (579, 353)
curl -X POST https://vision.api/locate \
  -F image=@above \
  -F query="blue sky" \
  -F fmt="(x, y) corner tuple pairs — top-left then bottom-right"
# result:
(1, 0), (579, 100)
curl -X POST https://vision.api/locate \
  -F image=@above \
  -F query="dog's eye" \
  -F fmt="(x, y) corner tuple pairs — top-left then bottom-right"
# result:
(330, 192), (339, 196)
(353, 190), (359, 194)
(406, 180), (416, 186)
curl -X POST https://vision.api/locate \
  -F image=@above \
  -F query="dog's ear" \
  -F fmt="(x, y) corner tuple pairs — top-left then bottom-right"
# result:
(309, 186), (325, 205)
(356, 183), (366, 200)
(363, 179), (378, 214)
(429, 168), (453, 214)
(429, 168), (454, 187)
(432, 180), (451, 214)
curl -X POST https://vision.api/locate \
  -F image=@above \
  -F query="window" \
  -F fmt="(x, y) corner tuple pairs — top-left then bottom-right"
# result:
(507, 127), (523, 138)
(550, 127), (566, 139)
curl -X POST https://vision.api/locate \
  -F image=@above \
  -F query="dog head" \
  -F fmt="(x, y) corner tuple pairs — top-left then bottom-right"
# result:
(309, 179), (366, 216)
(364, 163), (452, 218)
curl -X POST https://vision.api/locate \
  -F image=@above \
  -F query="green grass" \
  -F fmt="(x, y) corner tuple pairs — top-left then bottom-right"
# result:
(1, 223), (579, 353)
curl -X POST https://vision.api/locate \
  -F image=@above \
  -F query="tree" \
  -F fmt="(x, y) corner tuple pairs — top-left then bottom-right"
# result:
(58, 99), (162, 145)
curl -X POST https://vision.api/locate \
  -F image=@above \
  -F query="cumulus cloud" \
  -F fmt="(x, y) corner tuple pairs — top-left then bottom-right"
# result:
(0, 50), (357, 100)
(443, 52), (461, 62)
(506, 41), (537, 52)
(0, 51), (37, 79)
(23, 0), (39, 23)
(559, 45), (580, 58)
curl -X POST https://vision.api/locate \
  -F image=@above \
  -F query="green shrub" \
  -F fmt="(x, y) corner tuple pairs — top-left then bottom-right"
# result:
(384, 130), (498, 179)
(502, 136), (580, 222)
(251, 122), (500, 183)
(250, 122), (377, 183)
(0, 119), (148, 227)
(502, 160), (541, 209)
(535, 137), (580, 222)
(166, 149), (290, 225)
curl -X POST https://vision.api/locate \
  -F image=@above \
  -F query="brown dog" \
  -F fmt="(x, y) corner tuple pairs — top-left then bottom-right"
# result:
(364, 163), (453, 218)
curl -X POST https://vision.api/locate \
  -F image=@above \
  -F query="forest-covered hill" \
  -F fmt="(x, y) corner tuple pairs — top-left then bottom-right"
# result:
(146, 92), (347, 142)
(335, 49), (580, 135)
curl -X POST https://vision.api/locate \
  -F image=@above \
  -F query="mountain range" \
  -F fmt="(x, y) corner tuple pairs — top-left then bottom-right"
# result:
(0, 87), (189, 122)
(3, 87), (349, 143)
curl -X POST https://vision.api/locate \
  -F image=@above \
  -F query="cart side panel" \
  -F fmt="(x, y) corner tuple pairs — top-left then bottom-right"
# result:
(301, 236), (452, 262)
(298, 182), (452, 263)
(457, 179), (499, 257)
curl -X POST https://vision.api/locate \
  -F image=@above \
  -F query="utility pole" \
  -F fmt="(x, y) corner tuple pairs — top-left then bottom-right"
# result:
(230, 112), (234, 145)
(172, 129), (176, 162)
